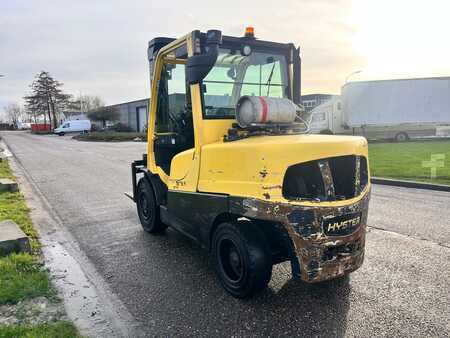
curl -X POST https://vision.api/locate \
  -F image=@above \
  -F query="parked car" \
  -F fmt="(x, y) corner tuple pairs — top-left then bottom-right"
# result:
(17, 122), (31, 130)
(54, 120), (91, 136)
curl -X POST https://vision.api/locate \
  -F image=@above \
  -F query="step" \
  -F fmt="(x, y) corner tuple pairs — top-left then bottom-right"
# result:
(0, 178), (19, 192)
(0, 220), (31, 256)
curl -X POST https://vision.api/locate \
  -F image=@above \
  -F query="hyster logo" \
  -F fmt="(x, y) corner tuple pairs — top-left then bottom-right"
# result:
(327, 216), (361, 232)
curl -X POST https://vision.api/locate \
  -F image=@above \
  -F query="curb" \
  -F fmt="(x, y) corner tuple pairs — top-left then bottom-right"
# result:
(371, 177), (450, 192)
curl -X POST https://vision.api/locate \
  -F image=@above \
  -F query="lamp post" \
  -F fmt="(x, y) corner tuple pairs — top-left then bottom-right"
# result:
(345, 70), (362, 83)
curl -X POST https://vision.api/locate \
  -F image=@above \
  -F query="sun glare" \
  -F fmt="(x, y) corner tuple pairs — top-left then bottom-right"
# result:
(350, 0), (450, 80)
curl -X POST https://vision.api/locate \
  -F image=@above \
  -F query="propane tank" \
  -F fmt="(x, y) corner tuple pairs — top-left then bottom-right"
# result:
(236, 96), (298, 128)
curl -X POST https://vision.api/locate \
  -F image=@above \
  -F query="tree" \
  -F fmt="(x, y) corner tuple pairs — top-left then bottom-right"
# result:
(24, 71), (71, 129)
(68, 94), (105, 113)
(4, 103), (23, 128)
(87, 106), (120, 127)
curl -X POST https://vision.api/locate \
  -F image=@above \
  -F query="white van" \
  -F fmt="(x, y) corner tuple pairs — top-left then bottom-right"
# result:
(54, 120), (91, 136)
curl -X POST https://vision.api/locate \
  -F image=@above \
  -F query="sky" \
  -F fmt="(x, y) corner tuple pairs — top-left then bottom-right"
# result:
(1, 0), (450, 117)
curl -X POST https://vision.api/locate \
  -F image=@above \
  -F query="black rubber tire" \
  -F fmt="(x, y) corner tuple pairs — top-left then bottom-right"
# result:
(212, 221), (272, 298)
(136, 177), (167, 233)
(394, 132), (409, 142)
(58, 132), (64, 136)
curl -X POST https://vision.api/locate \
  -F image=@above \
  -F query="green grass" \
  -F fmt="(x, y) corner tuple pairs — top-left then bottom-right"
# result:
(74, 131), (146, 142)
(0, 321), (81, 338)
(0, 160), (15, 180)
(369, 140), (450, 185)
(0, 191), (39, 252)
(0, 253), (54, 305)
(0, 159), (39, 252)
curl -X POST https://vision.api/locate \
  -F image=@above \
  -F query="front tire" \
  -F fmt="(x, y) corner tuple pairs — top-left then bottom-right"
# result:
(212, 221), (272, 298)
(136, 178), (167, 233)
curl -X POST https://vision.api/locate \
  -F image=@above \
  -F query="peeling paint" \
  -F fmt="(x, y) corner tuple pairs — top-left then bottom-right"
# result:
(230, 191), (370, 283)
(259, 168), (268, 179)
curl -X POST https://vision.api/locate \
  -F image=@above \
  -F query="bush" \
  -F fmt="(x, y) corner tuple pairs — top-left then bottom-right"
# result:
(110, 123), (132, 132)
(73, 131), (146, 142)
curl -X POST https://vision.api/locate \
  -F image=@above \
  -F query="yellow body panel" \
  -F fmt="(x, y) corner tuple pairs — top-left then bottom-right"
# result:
(168, 148), (201, 191)
(197, 134), (370, 204)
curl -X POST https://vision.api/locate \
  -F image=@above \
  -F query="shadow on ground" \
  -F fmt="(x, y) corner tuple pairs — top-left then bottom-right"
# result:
(97, 224), (351, 337)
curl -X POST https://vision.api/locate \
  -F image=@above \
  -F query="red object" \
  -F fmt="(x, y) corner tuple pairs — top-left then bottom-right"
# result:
(258, 96), (268, 123)
(31, 123), (51, 133)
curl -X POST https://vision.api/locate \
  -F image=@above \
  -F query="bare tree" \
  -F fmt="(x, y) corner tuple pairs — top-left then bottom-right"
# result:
(24, 71), (71, 129)
(68, 94), (104, 113)
(4, 103), (23, 128)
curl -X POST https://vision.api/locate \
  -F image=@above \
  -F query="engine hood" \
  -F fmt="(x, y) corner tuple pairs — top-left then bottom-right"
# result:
(198, 134), (369, 203)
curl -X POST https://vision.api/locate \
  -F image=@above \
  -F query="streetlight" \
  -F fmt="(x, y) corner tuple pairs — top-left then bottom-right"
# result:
(345, 70), (362, 83)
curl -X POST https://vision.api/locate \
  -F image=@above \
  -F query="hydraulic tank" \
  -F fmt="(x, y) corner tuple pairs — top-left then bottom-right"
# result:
(236, 96), (298, 127)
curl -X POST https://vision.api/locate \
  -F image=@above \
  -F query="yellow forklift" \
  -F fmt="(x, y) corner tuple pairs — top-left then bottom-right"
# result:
(130, 28), (370, 298)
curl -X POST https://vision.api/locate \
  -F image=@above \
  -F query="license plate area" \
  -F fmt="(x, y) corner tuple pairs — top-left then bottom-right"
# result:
(322, 212), (362, 236)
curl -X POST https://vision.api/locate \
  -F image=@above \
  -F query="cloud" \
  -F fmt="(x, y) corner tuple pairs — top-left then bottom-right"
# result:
(1, 0), (448, 116)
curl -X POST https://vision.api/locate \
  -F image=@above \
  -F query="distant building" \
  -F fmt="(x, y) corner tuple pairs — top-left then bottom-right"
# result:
(301, 94), (336, 112)
(106, 98), (149, 132)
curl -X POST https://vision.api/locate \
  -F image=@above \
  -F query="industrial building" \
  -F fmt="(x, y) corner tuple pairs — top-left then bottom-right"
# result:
(109, 98), (149, 132)
(301, 94), (336, 111)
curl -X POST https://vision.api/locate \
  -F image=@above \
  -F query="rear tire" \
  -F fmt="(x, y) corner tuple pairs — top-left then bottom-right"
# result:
(136, 177), (167, 233)
(58, 132), (64, 136)
(212, 221), (272, 298)
(394, 132), (409, 142)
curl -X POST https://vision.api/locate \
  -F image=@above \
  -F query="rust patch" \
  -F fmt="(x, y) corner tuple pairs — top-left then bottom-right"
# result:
(259, 168), (268, 179)
(263, 193), (271, 200)
(229, 191), (371, 283)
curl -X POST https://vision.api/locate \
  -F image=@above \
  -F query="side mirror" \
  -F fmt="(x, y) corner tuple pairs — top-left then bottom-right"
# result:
(187, 30), (222, 84)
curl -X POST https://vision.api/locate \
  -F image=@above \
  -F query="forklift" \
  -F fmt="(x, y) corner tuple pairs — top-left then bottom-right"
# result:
(130, 28), (371, 298)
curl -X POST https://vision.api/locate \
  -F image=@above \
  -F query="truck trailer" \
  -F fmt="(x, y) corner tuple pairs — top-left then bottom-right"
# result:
(309, 77), (450, 141)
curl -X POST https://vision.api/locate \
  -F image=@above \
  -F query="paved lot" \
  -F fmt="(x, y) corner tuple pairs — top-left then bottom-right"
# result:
(3, 131), (450, 337)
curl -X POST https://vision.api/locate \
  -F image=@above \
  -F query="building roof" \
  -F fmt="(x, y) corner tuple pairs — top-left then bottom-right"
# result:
(301, 93), (335, 99)
(107, 98), (149, 107)
(343, 75), (450, 87)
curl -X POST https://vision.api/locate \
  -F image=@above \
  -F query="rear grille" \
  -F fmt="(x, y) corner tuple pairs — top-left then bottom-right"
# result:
(282, 155), (368, 201)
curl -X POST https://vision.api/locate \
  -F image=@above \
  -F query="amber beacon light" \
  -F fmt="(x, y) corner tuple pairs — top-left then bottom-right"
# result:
(245, 26), (255, 38)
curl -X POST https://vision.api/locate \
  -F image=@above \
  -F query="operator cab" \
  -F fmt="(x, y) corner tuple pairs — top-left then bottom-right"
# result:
(147, 29), (301, 176)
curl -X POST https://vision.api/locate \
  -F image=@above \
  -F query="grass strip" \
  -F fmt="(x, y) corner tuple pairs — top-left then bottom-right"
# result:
(73, 131), (146, 142)
(0, 253), (54, 305)
(0, 321), (81, 338)
(369, 140), (450, 185)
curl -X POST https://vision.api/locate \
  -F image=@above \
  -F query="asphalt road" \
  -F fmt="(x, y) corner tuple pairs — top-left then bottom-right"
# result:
(3, 131), (450, 337)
